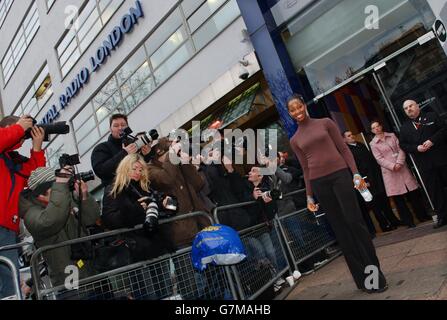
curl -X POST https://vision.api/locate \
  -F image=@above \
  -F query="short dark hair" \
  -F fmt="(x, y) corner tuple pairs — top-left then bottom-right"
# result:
(370, 120), (381, 129)
(0, 116), (20, 128)
(286, 93), (306, 109)
(342, 130), (351, 137)
(109, 114), (128, 127)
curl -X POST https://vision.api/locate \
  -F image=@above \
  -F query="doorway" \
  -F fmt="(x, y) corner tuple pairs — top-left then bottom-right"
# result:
(307, 29), (447, 212)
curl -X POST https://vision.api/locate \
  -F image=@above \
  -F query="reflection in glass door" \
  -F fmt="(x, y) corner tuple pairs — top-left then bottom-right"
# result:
(375, 37), (447, 125)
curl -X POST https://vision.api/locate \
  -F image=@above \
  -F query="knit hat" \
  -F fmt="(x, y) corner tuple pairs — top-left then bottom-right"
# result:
(28, 167), (56, 196)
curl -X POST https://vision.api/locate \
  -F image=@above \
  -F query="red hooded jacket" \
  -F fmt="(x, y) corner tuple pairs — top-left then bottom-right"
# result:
(0, 124), (46, 233)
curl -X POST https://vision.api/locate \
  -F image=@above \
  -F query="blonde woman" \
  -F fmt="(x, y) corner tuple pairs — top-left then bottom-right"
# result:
(101, 153), (175, 260)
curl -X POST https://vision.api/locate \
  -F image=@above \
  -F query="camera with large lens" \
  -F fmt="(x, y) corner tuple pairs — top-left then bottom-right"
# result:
(24, 117), (70, 141)
(120, 127), (159, 149)
(57, 154), (95, 190)
(261, 188), (283, 201)
(139, 196), (160, 234)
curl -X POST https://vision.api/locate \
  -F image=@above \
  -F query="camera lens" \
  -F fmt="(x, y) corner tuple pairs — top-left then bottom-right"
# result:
(143, 202), (159, 234)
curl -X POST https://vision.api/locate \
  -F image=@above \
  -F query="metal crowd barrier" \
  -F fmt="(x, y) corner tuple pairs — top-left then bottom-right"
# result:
(30, 212), (238, 300)
(213, 201), (292, 300)
(0, 241), (34, 300)
(212, 189), (339, 299)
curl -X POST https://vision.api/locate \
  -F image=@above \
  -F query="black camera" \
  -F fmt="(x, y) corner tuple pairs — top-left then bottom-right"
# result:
(24, 118), (70, 141)
(57, 154), (95, 190)
(120, 127), (159, 149)
(59, 153), (80, 167)
(260, 188), (282, 201)
(74, 170), (95, 183)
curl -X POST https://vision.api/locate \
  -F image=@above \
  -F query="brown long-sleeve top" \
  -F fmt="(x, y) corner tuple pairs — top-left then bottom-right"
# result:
(290, 117), (358, 196)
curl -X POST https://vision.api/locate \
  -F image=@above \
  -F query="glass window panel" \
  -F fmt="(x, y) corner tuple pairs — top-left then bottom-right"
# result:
(92, 77), (118, 109)
(14, 45), (27, 66)
(96, 104), (111, 123)
(61, 49), (81, 76)
(47, 0), (56, 10)
(73, 104), (94, 129)
(59, 37), (78, 67)
(37, 86), (53, 108)
(23, 3), (37, 28)
(128, 61), (151, 91)
(154, 41), (194, 84)
(101, 0), (124, 24)
(99, 118), (110, 136)
(24, 10), (40, 39)
(103, 91), (122, 112)
(57, 29), (76, 57)
(116, 47), (147, 85)
(77, 8), (100, 42)
(77, 1), (97, 28)
(187, 0), (227, 33)
(181, 0), (205, 18)
(11, 29), (24, 48)
(121, 62), (150, 97)
(150, 26), (187, 69)
(78, 130), (100, 155)
(75, 117), (96, 142)
(79, 19), (102, 51)
(192, 0), (239, 50)
(145, 8), (183, 55)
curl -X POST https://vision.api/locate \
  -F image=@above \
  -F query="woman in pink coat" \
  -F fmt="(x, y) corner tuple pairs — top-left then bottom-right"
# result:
(370, 121), (431, 228)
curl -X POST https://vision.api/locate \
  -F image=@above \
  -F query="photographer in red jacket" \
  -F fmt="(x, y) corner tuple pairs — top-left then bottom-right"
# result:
(0, 115), (45, 299)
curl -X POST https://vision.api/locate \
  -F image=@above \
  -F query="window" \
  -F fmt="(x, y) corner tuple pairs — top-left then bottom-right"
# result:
(45, 135), (65, 169)
(70, 0), (240, 156)
(13, 64), (53, 118)
(47, 0), (55, 11)
(0, 0), (13, 29)
(56, 0), (124, 77)
(191, 0), (239, 50)
(1, 2), (40, 84)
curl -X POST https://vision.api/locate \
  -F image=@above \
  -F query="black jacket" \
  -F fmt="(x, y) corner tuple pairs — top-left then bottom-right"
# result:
(101, 182), (175, 261)
(91, 135), (128, 186)
(201, 164), (252, 230)
(233, 176), (278, 227)
(347, 142), (386, 195)
(399, 111), (447, 171)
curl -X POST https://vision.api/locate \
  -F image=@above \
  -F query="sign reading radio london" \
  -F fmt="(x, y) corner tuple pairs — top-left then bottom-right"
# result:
(40, 1), (144, 125)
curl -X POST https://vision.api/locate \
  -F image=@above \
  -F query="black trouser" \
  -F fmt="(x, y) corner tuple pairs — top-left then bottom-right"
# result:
(357, 193), (377, 235)
(311, 169), (386, 290)
(393, 189), (430, 226)
(420, 165), (447, 221)
(373, 192), (402, 226)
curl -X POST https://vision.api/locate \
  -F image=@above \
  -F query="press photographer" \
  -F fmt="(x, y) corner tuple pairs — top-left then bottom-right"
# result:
(0, 115), (46, 299)
(101, 154), (176, 262)
(91, 114), (158, 187)
(18, 162), (100, 287)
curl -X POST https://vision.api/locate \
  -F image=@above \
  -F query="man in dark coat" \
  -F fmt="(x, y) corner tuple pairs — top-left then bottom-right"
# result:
(399, 100), (447, 228)
(147, 138), (211, 248)
(343, 131), (402, 233)
(91, 114), (139, 187)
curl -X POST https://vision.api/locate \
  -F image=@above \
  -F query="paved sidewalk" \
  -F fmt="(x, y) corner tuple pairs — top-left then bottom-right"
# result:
(286, 222), (447, 300)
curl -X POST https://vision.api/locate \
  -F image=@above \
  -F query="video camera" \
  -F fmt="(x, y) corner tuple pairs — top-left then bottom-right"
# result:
(57, 153), (95, 190)
(24, 117), (70, 141)
(120, 127), (159, 150)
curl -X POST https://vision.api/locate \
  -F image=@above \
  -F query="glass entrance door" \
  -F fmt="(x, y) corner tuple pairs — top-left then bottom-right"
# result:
(306, 33), (447, 210)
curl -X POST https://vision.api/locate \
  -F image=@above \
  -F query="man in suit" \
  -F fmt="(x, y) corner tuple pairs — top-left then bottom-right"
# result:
(343, 131), (402, 235)
(399, 100), (447, 228)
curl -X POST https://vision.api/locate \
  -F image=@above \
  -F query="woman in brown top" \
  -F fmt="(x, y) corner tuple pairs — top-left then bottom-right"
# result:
(288, 94), (388, 293)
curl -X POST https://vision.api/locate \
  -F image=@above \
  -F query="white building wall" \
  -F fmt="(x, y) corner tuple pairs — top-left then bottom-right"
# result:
(0, 0), (259, 178)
